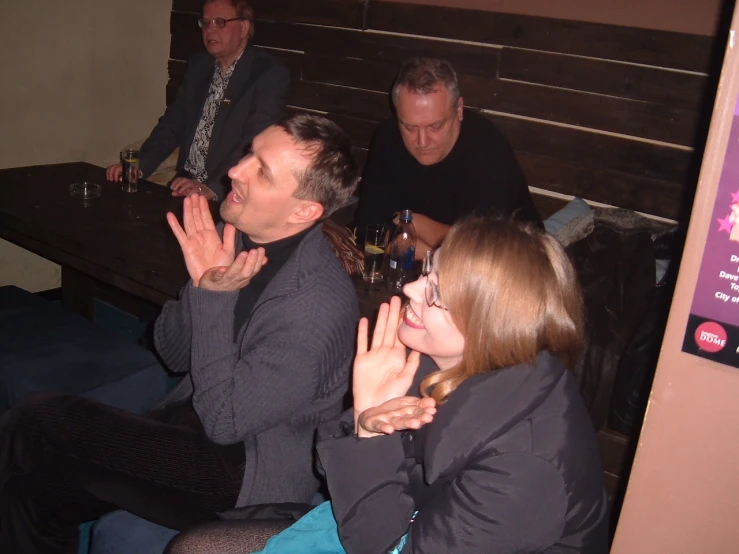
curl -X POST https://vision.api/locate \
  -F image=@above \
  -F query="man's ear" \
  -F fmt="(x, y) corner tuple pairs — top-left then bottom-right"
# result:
(457, 96), (464, 121)
(242, 20), (251, 40)
(290, 200), (324, 225)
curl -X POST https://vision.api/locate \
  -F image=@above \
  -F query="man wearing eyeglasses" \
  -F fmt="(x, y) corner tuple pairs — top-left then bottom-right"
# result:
(106, 0), (289, 203)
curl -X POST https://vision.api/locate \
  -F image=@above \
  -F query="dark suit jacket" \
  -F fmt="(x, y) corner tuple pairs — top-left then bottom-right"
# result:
(317, 353), (610, 554)
(139, 45), (289, 199)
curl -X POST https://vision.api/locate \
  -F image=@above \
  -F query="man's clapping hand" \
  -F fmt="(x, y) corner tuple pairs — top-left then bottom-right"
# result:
(199, 247), (267, 292)
(167, 195), (267, 289)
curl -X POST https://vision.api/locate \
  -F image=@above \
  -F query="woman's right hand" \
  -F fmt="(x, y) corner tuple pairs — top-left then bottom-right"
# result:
(357, 396), (436, 438)
(353, 296), (421, 420)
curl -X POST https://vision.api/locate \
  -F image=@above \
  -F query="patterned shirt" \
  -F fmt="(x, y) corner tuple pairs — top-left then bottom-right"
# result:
(184, 51), (244, 183)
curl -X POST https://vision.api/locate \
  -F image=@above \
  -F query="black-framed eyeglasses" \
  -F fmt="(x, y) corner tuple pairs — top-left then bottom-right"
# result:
(198, 17), (246, 29)
(422, 250), (448, 311)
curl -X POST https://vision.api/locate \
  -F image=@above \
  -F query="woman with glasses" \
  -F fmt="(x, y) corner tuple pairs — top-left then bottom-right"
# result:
(167, 217), (609, 553)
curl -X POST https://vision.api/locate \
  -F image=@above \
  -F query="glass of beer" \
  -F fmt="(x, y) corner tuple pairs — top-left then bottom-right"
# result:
(363, 224), (386, 283)
(120, 148), (140, 193)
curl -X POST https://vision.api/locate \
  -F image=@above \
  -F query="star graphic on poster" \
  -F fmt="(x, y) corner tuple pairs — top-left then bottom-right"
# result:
(718, 214), (734, 233)
(732, 190), (739, 203)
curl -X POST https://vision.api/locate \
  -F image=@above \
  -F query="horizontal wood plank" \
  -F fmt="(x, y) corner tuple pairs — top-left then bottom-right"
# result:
(462, 74), (698, 147)
(301, 55), (397, 95)
(254, 21), (499, 78)
(500, 48), (708, 109)
(488, 113), (693, 185)
(597, 429), (630, 477)
(173, 0), (366, 28)
(366, 1), (713, 72)
(531, 194), (569, 220)
(516, 152), (683, 219)
(287, 80), (390, 122)
(170, 12), (205, 61)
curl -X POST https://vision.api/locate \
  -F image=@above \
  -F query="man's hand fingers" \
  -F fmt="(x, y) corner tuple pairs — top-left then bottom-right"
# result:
(198, 194), (217, 231)
(222, 224), (237, 257)
(212, 267), (228, 282)
(234, 248), (265, 281)
(356, 318), (369, 354)
(166, 212), (188, 245)
(182, 196), (197, 236)
(190, 192), (206, 232)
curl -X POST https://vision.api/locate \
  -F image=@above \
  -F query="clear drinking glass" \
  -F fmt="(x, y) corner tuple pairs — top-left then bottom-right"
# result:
(363, 224), (386, 283)
(120, 148), (140, 193)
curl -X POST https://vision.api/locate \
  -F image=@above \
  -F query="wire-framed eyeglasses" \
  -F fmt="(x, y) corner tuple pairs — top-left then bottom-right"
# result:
(198, 17), (246, 29)
(422, 250), (448, 311)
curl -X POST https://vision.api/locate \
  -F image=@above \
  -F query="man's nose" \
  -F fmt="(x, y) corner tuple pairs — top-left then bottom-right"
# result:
(417, 129), (429, 148)
(229, 155), (255, 179)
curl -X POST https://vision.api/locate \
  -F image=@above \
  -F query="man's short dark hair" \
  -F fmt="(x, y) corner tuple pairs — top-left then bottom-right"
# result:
(203, 0), (255, 38)
(391, 57), (460, 107)
(278, 113), (360, 218)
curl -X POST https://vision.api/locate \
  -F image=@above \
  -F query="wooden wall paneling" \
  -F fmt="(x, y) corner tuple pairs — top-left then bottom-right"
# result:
(499, 48), (708, 109)
(301, 55), (397, 95)
(322, 113), (379, 150)
(251, 21), (500, 80)
(171, 0), (204, 14)
(365, 1), (712, 73)
(298, 27), (499, 78)
(170, 11), (205, 61)
(531, 194), (569, 219)
(489, 114), (692, 184)
(257, 47), (303, 81)
(287, 80), (390, 122)
(516, 152), (684, 219)
(167, 1), (711, 219)
(173, 0), (366, 28)
(461, 74), (699, 146)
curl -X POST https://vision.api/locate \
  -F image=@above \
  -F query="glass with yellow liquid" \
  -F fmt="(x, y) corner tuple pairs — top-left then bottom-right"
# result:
(120, 148), (140, 193)
(363, 224), (386, 283)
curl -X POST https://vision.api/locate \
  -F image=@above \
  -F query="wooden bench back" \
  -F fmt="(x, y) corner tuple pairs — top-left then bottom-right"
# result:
(168, 0), (718, 221)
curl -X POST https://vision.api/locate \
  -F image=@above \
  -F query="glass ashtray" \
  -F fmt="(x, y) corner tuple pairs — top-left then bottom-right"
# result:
(70, 181), (101, 200)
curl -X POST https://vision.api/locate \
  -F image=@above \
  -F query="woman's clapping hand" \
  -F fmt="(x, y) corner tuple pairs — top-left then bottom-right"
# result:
(357, 396), (436, 438)
(353, 296), (425, 434)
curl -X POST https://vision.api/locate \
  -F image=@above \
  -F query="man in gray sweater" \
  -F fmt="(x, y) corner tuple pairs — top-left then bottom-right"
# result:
(0, 114), (360, 553)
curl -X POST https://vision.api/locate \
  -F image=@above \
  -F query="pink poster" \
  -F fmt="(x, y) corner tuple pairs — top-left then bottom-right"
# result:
(683, 92), (739, 367)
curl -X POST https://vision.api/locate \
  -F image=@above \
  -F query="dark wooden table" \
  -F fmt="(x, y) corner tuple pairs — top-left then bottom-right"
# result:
(0, 161), (391, 321)
(0, 162), (189, 318)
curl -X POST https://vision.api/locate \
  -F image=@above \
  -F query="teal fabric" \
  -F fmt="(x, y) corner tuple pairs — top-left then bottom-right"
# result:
(253, 501), (411, 554)
(251, 501), (344, 554)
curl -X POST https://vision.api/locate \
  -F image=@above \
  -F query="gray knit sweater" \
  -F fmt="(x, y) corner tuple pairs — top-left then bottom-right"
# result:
(153, 225), (359, 507)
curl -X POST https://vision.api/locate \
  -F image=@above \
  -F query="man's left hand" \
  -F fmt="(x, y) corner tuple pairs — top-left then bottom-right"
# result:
(198, 248), (268, 292)
(167, 195), (236, 285)
(171, 177), (217, 200)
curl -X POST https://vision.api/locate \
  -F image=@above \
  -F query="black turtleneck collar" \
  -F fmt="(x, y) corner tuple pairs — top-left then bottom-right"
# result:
(233, 225), (316, 337)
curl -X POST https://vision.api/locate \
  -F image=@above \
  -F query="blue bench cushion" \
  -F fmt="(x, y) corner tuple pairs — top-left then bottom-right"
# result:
(0, 285), (168, 414)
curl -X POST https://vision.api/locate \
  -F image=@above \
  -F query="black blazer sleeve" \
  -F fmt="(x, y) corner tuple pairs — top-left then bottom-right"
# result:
(317, 423), (569, 554)
(138, 55), (206, 179)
